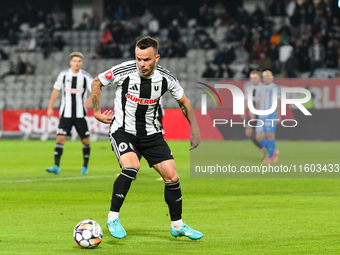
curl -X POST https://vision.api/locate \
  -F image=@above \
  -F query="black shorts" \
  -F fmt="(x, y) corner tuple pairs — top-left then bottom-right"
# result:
(57, 117), (90, 139)
(109, 129), (174, 168)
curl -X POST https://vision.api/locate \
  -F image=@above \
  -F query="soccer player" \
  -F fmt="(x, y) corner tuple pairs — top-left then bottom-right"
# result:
(91, 36), (203, 240)
(241, 70), (267, 159)
(255, 70), (280, 164)
(46, 52), (93, 175)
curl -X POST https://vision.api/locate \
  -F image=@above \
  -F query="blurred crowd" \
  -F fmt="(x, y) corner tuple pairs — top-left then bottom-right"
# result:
(0, 0), (339, 78)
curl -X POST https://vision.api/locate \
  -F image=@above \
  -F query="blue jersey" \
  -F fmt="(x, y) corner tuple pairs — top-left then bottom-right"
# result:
(256, 82), (280, 118)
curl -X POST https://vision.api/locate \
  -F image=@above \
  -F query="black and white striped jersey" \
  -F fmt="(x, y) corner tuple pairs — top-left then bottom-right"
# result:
(98, 60), (184, 136)
(54, 68), (93, 118)
(243, 82), (263, 117)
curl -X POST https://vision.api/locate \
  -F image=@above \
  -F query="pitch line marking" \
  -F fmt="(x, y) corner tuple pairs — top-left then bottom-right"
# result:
(0, 175), (115, 183)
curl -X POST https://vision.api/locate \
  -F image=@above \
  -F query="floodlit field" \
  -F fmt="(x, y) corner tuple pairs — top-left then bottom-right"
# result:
(1, 140), (340, 254)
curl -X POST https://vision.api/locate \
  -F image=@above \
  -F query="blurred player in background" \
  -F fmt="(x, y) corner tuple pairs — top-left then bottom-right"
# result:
(255, 70), (280, 164)
(242, 70), (267, 159)
(46, 52), (93, 175)
(91, 36), (203, 240)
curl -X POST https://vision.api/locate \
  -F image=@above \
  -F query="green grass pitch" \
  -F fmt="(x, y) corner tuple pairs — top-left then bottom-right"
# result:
(0, 140), (339, 254)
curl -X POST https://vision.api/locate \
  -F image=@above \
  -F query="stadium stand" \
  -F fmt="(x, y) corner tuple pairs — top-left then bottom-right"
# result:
(0, 0), (339, 111)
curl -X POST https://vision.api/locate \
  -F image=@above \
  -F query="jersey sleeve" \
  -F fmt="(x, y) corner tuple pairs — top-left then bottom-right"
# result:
(168, 78), (184, 101)
(276, 85), (281, 98)
(85, 74), (93, 93)
(53, 72), (64, 90)
(98, 68), (116, 86)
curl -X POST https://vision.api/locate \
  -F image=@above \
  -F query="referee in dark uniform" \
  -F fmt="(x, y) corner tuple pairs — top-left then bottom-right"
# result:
(46, 52), (93, 175)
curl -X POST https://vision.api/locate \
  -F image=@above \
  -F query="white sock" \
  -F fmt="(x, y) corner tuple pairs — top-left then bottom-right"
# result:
(108, 211), (119, 221)
(171, 219), (183, 230)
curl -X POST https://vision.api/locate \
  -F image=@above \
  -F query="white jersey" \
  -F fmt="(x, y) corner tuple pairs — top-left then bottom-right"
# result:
(98, 60), (184, 136)
(243, 82), (263, 117)
(54, 68), (93, 118)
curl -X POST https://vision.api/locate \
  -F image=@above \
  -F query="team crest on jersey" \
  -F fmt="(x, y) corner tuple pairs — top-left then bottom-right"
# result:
(119, 142), (128, 152)
(105, 71), (113, 80)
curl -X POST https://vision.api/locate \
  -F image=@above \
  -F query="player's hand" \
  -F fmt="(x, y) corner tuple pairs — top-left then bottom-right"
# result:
(84, 99), (92, 108)
(47, 108), (54, 118)
(190, 131), (201, 150)
(94, 110), (114, 124)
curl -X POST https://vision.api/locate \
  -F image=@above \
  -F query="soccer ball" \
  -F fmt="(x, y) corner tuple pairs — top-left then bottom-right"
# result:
(73, 220), (103, 248)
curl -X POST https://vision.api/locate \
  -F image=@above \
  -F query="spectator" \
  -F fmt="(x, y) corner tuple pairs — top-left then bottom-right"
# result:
(213, 48), (223, 65)
(17, 33), (36, 52)
(101, 27), (112, 45)
(258, 51), (272, 72)
(53, 35), (66, 51)
(324, 41), (338, 68)
(242, 60), (255, 78)
(109, 41), (122, 58)
(204, 8), (217, 27)
(148, 17), (159, 36)
(0, 47), (9, 60)
(233, 45), (249, 64)
(308, 37), (325, 76)
(216, 64), (234, 78)
(116, 2), (132, 21)
(176, 10), (188, 28)
(221, 47), (235, 65)
(261, 22), (273, 40)
(202, 63), (215, 78)
(295, 39), (310, 72)
(278, 30), (290, 45)
(290, 7), (301, 38)
(25, 61), (35, 75)
(16, 57), (26, 75)
(173, 38), (187, 57)
(139, 9), (153, 27)
(270, 30), (280, 45)
(236, 6), (250, 25)
(269, 0), (286, 16)
(78, 12), (90, 30)
(168, 25), (180, 42)
(279, 40), (293, 72)
(284, 51), (299, 78)
(252, 4), (265, 26)
(40, 32), (54, 58)
(7, 28), (19, 45)
(201, 34), (216, 50)
(228, 22), (245, 42)
(159, 10), (172, 28)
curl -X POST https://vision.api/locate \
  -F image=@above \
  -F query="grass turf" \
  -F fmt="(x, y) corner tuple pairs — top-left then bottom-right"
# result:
(0, 140), (339, 254)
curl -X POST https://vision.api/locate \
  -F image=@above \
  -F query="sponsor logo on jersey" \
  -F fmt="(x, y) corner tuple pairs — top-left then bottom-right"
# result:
(64, 88), (84, 94)
(126, 93), (159, 105)
(154, 85), (159, 91)
(105, 71), (113, 80)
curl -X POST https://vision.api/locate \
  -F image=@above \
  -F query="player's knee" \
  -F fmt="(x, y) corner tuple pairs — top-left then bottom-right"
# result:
(163, 172), (178, 183)
(245, 129), (253, 138)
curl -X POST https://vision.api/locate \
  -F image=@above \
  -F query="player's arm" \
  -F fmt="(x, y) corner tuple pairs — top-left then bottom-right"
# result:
(84, 95), (92, 108)
(177, 93), (201, 150)
(91, 76), (113, 124)
(47, 89), (60, 118)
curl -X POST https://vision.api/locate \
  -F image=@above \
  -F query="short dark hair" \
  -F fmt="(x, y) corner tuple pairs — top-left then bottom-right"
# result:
(136, 36), (158, 53)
